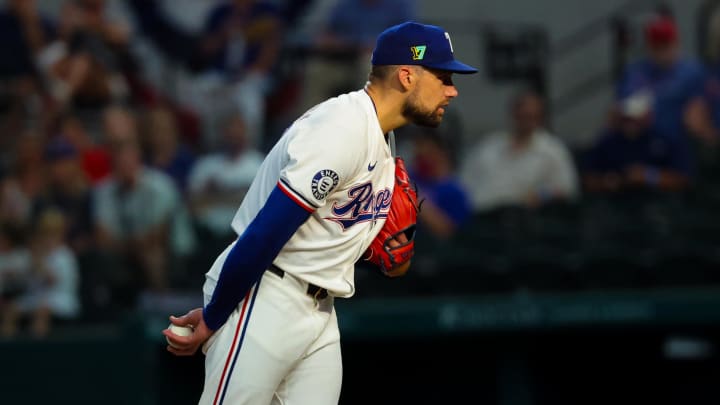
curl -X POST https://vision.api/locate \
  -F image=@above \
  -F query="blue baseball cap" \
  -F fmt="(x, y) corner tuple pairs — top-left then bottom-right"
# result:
(371, 21), (478, 74)
(45, 137), (77, 161)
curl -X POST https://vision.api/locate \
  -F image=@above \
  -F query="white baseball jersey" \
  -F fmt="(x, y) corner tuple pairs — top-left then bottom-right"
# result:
(206, 89), (395, 297)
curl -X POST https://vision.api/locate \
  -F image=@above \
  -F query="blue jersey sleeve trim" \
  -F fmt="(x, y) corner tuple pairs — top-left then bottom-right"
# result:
(278, 178), (319, 210)
(203, 185), (313, 330)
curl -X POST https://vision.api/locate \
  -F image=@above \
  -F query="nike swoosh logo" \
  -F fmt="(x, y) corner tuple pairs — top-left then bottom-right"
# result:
(368, 161), (377, 171)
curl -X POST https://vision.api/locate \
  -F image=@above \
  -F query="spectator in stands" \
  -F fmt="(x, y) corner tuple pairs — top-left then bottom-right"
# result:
(128, 0), (315, 148)
(58, 112), (111, 184)
(0, 223), (31, 338)
(188, 112), (264, 242)
(0, 0), (55, 79)
(0, 169), (33, 230)
(102, 104), (139, 146)
(459, 90), (579, 212)
(35, 0), (132, 111)
(36, 137), (94, 255)
(299, 0), (416, 111)
(581, 93), (692, 193)
(93, 116), (195, 293)
(615, 14), (704, 141)
(683, 20), (720, 147)
(19, 208), (80, 338)
(10, 132), (48, 227)
(140, 105), (196, 196)
(0, 0), (56, 116)
(410, 129), (471, 239)
(187, 0), (285, 149)
(315, 0), (416, 56)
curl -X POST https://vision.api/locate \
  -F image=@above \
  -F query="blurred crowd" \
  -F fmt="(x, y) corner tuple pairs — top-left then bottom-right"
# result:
(0, 0), (719, 338)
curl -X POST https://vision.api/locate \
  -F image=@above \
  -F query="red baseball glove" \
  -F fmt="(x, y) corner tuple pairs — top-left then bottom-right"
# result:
(364, 157), (422, 277)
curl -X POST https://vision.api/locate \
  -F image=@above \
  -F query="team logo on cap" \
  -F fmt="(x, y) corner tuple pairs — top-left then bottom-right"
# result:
(410, 45), (427, 60)
(444, 32), (454, 53)
(311, 169), (339, 200)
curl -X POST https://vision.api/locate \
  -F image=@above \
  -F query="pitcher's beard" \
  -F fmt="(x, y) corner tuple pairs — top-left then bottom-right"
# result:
(402, 97), (443, 128)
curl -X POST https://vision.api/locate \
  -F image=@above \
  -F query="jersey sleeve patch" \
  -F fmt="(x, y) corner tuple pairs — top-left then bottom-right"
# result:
(311, 169), (340, 200)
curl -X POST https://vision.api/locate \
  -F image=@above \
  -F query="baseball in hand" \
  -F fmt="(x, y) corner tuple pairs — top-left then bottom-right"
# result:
(166, 324), (193, 348)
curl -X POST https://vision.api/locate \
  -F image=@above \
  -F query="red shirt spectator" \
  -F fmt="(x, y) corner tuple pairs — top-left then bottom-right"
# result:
(58, 114), (111, 184)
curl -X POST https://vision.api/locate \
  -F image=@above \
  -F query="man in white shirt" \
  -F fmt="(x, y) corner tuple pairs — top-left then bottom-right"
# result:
(188, 113), (265, 240)
(460, 90), (579, 212)
(93, 137), (196, 292)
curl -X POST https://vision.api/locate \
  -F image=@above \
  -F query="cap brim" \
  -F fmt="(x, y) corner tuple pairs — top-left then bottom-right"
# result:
(424, 60), (478, 74)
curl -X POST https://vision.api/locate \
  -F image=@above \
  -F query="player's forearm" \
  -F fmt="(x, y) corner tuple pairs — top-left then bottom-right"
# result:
(203, 184), (312, 330)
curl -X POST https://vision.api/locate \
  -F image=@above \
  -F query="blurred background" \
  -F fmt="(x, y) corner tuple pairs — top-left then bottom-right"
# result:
(1, 0), (720, 404)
